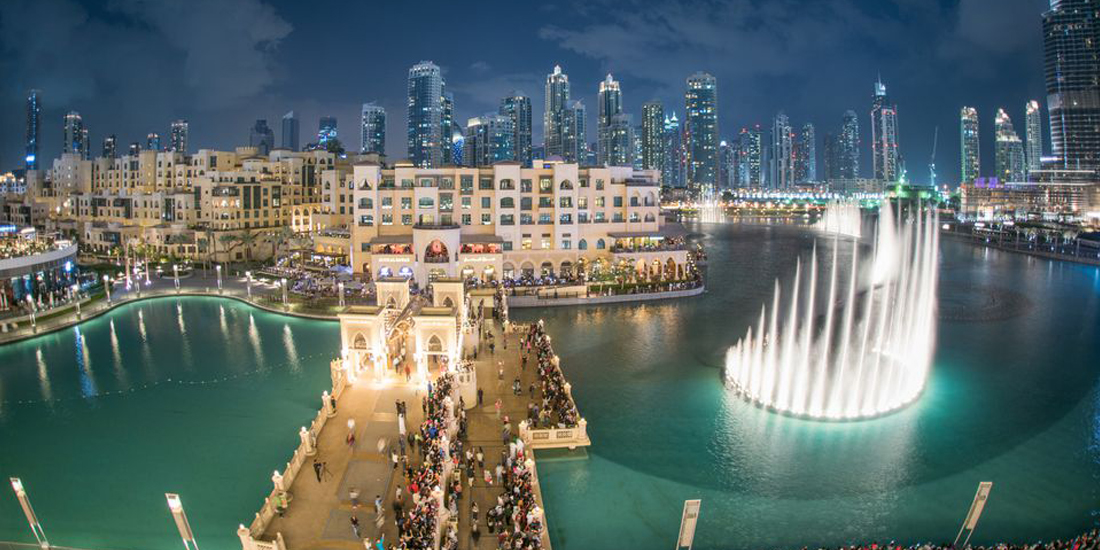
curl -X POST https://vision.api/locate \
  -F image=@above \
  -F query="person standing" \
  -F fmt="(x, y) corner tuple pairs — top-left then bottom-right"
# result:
(350, 514), (361, 539)
(313, 459), (323, 482)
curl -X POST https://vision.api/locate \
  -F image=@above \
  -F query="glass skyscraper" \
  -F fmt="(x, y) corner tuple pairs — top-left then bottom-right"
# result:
(499, 93), (533, 167)
(544, 65), (576, 161)
(102, 135), (117, 159)
(360, 102), (386, 155)
(1025, 100), (1043, 176)
(795, 122), (816, 184)
(839, 110), (860, 179)
(663, 113), (686, 188)
(597, 74), (624, 166)
(769, 112), (794, 190)
(146, 132), (161, 152)
(995, 108), (1026, 182)
(407, 61), (444, 168)
(170, 120), (189, 153)
(250, 119), (275, 155)
(871, 77), (900, 182)
(464, 114), (515, 167)
(25, 90), (40, 170)
(684, 72), (718, 189)
(63, 111), (86, 158)
(641, 101), (665, 171)
(1042, 0), (1100, 169)
(960, 107), (981, 185)
(317, 116), (338, 148)
(281, 111), (300, 151)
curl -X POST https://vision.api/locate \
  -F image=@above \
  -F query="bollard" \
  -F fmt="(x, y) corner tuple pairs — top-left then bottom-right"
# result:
(272, 470), (286, 493)
(322, 391), (335, 417)
(237, 524), (255, 550)
(300, 426), (316, 456)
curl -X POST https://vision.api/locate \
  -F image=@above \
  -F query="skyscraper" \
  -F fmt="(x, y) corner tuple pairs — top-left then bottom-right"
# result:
(597, 74), (625, 166)
(823, 133), (840, 182)
(719, 140), (735, 189)
(146, 132), (161, 152)
(663, 113), (685, 188)
(544, 65), (576, 161)
(25, 90), (40, 170)
(1042, 0), (1100, 169)
(281, 111), (300, 151)
(250, 119), (275, 155)
(170, 120), (189, 153)
(769, 112), (794, 190)
(1025, 100), (1043, 176)
(407, 61), (444, 168)
(603, 113), (634, 167)
(684, 72), (719, 189)
(317, 117), (338, 148)
(795, 123), (816, 184)
(464, 114), (515, 167)
(499, 93), (533, 167)
(737, 125), (764, 188)
(81, 128), (90, 160)
(562, 100), (586, 163)
(641, 101), (665, 171)
(63, 111), (86, 157)
(360, 102), (386, 155)
(839, 110), (860, 179)
(102, 135), (117, 159)
(995, 108), (1026, 182)
(871, 78), (900, 182)
(129, 142), (142, 156)
(441, 90), (455, 165)
(960, 107), (981, 185)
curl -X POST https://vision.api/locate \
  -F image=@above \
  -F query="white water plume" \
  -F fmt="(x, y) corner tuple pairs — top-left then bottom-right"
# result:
(814, 200), (863, 239)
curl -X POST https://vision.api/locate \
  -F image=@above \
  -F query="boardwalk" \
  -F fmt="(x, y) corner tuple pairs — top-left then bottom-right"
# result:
(260, 310), (555, 550)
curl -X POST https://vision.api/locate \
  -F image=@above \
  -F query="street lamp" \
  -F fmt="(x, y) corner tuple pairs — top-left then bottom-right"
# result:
(245, 271), (252, 299)
(165, 493), (199, 550)
(10, 477), (49, 549)
(26, 296), (36, 333)
(215, 265), (223, 294)
(338, 281), (345, 308)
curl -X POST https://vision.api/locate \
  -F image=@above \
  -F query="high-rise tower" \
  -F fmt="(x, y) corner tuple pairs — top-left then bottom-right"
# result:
(995, 108), (1026, 182)
(360, 103), (386, 155)
(1025, 100), (1043, 176)
(317, 117), (338, 148)
(597, 74), (624, 166)
(795, 123), (816, 184)
(544, 65), (575, 161)
(839, 110), (860, 179)
(500, 93), (533, 167)
(663, 113), (685, 188)
(684, 72), (719, 189)
(407, 61), (444, 168)
(63, 111), (86, 157)
(960, 107), (981, 185)
(281, 111), (300, 151)
(641, 101), (665, 171)
(250, 120), (275, 155)
(769, 112), (794, 189)
(1042, 0), (1100, 169)
(25, 90), (41, 170)
(170, 120), (189, 153)
(871, 77), (900, 182)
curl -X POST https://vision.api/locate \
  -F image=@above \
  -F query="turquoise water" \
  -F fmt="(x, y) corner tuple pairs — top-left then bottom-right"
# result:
(2, 223), (1099, 550)
(519, 223), (1100, 550)
(0, 297), (338, 550)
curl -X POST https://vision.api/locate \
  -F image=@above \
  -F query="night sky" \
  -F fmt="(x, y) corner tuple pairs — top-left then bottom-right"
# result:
(0, 0), (1048, 186)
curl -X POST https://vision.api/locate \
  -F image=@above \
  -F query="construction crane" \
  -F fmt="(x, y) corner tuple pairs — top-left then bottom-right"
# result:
(929, 126), (939, 188)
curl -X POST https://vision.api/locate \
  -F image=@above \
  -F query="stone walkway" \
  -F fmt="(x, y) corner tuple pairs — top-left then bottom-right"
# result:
(261, 313), (553, 550)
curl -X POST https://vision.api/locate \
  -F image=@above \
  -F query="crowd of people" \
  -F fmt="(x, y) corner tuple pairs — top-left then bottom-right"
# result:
(522, 321), (579, 429)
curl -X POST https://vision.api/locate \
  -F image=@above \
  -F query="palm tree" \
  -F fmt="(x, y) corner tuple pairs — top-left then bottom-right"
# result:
(274, 226), (294, 264)
(219, 233), (240, 273)
(238, 229), (257, 266)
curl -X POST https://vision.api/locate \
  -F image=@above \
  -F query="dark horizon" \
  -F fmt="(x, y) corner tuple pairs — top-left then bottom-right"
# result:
(0, 0), (1049, 185)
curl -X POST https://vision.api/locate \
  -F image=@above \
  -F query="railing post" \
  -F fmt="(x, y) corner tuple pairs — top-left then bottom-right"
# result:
(276, 531), (287, 550)
(322, 390), (335, 418)
(238, 524), (256, 550)
(272, 470), (286, 493)
(300, 426), (316, 456)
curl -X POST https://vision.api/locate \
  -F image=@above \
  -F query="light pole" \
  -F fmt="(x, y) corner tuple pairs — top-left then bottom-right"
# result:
(338, 281), (345, 308)
(165, 493), (199, 550)
(281, 277), (288, 311)
(245, 271), (252, 299)
(173, 264), (181, 294)
(215, 265), (223, 294)
(26, 296), (36, 333)
(71, 284), (81, 319)
(10, 477), (49, 549)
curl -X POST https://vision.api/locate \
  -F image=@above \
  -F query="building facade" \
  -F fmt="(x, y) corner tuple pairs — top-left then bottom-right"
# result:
(250, 120), (275, 156)
(26, 90), (41, 170)
(769, 112), (794, 190)
(839, 110), (860, 179)
(960, 107), (981, 185)
(360, 102), (386, 155)
(281, 111), (300, 152)
(170, 120), (189, 153)
(1042, 0), (1100, 170)
(684, 72), (718, 189)
(795, 122), (816, 184)
(463, 115), (515, 167)
(995, 108), (1026, 183)
(499, 93), (533, 167)
(871, 78), (900, 183)
(1025, 100), (1043, 176)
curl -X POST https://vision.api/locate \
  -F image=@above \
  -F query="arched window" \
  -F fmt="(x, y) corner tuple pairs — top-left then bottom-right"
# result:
(500, 197), (515, 208)
(352, 333), (368, 349)
(578, 239), (588, 250)
(596, 238), (606, 250)
(427, 335), (443, 352)
(630, 195), (640, 207)
(559, 179), (573, 190)
(645, 192), (655, 206)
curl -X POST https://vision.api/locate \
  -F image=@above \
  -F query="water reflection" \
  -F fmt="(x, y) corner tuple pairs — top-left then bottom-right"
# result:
(283, 324), (300, 373)
(35, 348), (53, 404)
(248, 313), (265, 365)
(74, 326), (98, 398)
(109, 320), (129, 389)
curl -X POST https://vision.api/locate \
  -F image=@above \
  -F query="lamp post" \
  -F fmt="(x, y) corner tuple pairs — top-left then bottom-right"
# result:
(165, 493), (199, 550)
(26, 296), (36, 333)
(173, 264), (180, 293)
(10, 478), (49, 549)
(71, 284), (81, 319)
(215, 265), (222, 294)
(338, 281), (345, 308)
(103, 275), (112, 304)
(245, 271), (252, 299)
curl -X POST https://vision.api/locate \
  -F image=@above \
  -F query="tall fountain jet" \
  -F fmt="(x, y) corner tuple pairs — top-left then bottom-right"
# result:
(724, 205), (939, 420)
(814, 200), (862, 239)
(699, 187), (723, 223)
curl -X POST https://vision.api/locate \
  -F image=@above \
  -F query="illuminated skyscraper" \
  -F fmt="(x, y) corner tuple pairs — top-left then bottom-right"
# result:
(871, 77), (900, 182)
(719, 140), (735, 189)
(441, 90), (455, 164)
(281, 111), (300, 151)
(146, 132), (161, 152)
(360, 102), (386, 155)
(685, 72), (719, 189)
(602, 113), (634, 167)
(736, 125), (763, 188)
(562, 100), (586, 163)
(1025, 100), (1043, 176)
(995, 108), (1026, 182)
(500, 92), (533, 167)
(795, 122), (816, 184)
(407, 61), (444, 167)
(464, 114), (515, 167)
(63, 111), (86, 157)
(839, 110), (860, 179)
(250, 119), (274, 155)
(823, 132), (840, 182)
(170, 119), (189, 153)
(102, 134), (117, 159)
(25, 89), (40, 170)
(663, 113), (685, 188)
(1042, 0), (1100, 169)
(769, 112), (794, 190)
(597, 74), (625, 166)
(128, 142), (142, 156)
(317, 116), (338, 148)
(545, 65), (583, 162)
(641, 101), (665, 171)
(960, 107), (981, 185)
